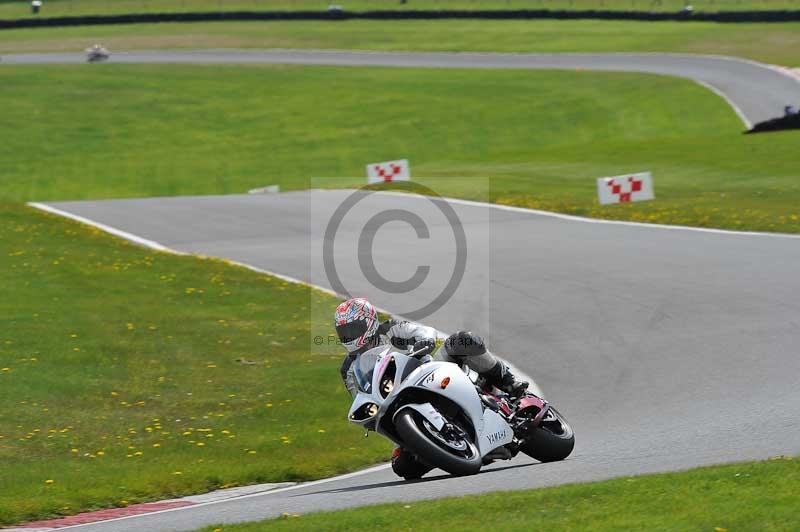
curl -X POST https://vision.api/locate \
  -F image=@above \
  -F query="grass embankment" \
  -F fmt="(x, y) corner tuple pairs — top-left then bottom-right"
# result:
(1, 0), (798, 20)
(2, 65), (799, 232)
(203, 456), (800, 531)
(0, 20), (798, 67)
(0, 203), (391, 525)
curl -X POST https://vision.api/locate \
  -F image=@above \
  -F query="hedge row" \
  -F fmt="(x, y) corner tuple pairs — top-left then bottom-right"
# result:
(3, 9), (800, 29)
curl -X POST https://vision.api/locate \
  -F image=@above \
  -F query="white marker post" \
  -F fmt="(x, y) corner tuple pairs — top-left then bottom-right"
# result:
(597, 172), (655, 205)
(366, 159), (410, 184)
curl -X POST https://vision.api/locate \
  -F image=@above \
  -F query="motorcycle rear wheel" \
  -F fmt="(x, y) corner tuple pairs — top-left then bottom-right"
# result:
(395, 410), (482, 477)
(521, 406), (575, 463)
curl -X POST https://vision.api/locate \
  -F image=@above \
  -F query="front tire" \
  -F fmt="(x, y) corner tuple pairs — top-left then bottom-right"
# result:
(395, 410), (482, 477)
(521, 407), (575, 463)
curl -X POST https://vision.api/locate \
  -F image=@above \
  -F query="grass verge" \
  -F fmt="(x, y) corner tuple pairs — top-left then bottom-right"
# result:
(201, 456), (800, 531)
(2, 64), (799, 232)
(0, 203), (391, 525)
(0, 20), (799, 66)
(3, 0), (800, 19)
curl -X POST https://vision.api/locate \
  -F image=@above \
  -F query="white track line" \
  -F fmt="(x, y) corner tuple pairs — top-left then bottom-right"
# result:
(26, 192), (798, 397)
(27, 191), (798, 394)
(26, 201), (541, 387)
(185, 49), (800, 129)
(7, 49), (796, 130)
(17, 48), (800, 528)
(58, 464), (394, 530)
(28, 183), (783, 526)
(366, 191), (800, 239)
(28, 202), (183, 253)
(694, 80), (752, 130)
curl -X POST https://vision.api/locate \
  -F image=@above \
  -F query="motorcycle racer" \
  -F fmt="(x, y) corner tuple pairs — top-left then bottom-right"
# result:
(333, 297), (529, 479)
(85, 44), (110, 62)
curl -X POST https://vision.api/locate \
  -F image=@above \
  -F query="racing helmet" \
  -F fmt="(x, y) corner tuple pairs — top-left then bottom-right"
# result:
(334, 298), (379, 353)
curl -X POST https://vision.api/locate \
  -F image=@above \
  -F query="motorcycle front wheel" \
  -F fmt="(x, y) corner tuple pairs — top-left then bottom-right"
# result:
(521, 406), (575, 463)
(395, 410), (482, 477)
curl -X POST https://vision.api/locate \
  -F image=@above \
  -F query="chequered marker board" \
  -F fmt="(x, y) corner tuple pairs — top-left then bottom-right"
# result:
(597, 172), (655, 205)
(366, 159), (410, 184)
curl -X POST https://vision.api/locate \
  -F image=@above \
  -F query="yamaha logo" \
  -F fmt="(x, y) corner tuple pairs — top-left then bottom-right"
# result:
(486, 430), (507, 445)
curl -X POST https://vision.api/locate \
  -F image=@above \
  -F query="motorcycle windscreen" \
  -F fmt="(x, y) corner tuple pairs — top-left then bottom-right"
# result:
(353, 351), (380, 393)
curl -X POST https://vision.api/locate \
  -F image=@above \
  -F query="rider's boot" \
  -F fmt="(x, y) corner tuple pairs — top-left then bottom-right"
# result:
(481, 360), (528, 398)
(391, 447), (433, 480)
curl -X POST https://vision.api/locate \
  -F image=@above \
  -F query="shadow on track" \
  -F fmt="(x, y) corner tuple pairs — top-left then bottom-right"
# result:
(296, 461), (542, 497)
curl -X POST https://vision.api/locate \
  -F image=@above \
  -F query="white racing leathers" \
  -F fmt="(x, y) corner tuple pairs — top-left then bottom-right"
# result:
(341, 319), (502, 397)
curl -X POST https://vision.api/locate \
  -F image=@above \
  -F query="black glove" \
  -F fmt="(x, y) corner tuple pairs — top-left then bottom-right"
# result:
(377, 319), (395, 336)
(444, 331), (486, 357)
(506, 380), (529, 398)
(412, 339), (436, 357)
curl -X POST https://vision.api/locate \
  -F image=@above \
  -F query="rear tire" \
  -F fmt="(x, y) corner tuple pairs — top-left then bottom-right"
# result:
(521, 407), (575, 463)
(395, 410), (482, 477)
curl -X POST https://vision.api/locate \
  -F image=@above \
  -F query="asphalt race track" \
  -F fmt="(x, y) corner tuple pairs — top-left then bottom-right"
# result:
(4, 49), (800, 126)
(39, 190), (800, 531)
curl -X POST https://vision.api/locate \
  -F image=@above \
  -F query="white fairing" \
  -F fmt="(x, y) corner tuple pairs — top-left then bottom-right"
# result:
(395, 402), (445, 431)
(478, 409), (515, 454)
(348, 345), (514, 460)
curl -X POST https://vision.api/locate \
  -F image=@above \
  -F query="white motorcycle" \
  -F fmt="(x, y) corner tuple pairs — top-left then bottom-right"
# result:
(86, 45), (110, 63)
(348, 344), (574, 477)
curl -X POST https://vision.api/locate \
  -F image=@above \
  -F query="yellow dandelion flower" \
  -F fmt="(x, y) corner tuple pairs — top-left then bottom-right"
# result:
(45, 479), (54, 485)
(196, 442), (205, 447)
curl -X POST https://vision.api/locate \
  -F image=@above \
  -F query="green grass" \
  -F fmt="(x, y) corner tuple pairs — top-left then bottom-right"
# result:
(3, 0), (800, 20)
(1, 19), (799, 66)
(0, 203), (392, 525)
(202, 456), (800, 531)
(1, 64), (799, 232)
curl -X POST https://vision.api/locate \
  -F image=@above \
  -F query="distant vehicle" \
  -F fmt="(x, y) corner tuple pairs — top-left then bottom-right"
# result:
(86, 44), (109, 63)
(348, 343), (575, 478)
